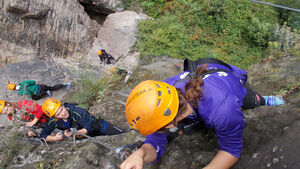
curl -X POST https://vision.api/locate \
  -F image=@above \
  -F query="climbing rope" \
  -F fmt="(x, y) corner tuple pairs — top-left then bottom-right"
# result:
(71, 128), (134, 160)
(250, 0), (300, 12)
(72, 128), (116, 151)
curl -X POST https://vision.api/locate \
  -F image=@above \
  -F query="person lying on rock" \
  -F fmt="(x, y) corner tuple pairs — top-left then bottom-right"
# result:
(40, 98), (125, 142)
(7, 80), (71, 100)
(120, 58), (286, 169)
(0, 100), (48, 136)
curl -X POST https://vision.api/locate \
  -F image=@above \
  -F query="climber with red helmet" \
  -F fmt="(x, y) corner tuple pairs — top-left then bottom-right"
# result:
(120, 58), (285, 169)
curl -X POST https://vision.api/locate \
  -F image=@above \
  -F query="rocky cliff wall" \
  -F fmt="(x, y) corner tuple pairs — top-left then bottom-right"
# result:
(0, 0), (99, 66)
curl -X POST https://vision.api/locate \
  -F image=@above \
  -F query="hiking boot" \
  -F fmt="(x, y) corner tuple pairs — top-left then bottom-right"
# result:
(263, 96), (286, 106)
(46, 90), (52, 96)
(64, 83), (71, 89)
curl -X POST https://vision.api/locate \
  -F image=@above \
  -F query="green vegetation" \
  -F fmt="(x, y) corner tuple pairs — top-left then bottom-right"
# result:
(0, 129), (24, 168)
(269, 0), (300, 30)
(125, 0), (298, 68)
(267, 23), (297, 58)
(278, 81), (300, 97)
(66, 71), (126, 109)
(66, 73), (107, 109)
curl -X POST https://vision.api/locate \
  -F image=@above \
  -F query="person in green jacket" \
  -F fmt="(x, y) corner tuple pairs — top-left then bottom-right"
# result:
(7, 80), (71, 100)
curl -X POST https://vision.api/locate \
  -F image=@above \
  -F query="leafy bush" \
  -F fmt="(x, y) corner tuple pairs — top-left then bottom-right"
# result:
(266, 23), (297, 58)
(66, 70), (127, 109)
(268, 0), (300, 30)
(0, 129), (23, 168)
(134, 0), (279, 68)
(67, 73), (107, 109)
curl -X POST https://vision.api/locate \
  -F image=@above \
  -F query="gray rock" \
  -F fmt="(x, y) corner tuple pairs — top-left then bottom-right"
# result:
(88, 11), (149, 69)
(0, 0), (99, 66)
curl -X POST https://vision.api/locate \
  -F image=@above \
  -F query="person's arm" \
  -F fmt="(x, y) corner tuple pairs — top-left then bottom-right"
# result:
(63, 128), (88, 138)
(26, 117), (39, 127)
(203, 150), (238, 169)
(121, 132), (168, 169)
(26, 102), (44, 126)
(211, 96), (245, 169)
(45, 132), (64, 142)
(120, 144), (157, 169)
(76, 108), (94, 135)
(40, 119), (57, 141)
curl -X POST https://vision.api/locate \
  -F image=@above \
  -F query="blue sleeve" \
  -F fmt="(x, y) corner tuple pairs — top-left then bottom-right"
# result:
(75, 107), (94, 135)
(40, 119), (57, 139)
(213, 96), (245, 158)
(144, 132), (168, 163)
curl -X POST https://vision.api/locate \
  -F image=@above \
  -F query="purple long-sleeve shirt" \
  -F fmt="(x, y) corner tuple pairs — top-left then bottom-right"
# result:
(144, 63), (247, 161)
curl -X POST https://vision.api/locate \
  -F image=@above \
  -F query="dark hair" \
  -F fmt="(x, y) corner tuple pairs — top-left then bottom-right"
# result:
(176, 64), (208, 116)
(157, 64), (208, 132)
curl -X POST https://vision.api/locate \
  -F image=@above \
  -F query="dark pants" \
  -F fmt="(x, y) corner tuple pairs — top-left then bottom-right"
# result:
(91, 119), (125, 136)
(32, 84), (65, 100)
(242, 82), (265, 109)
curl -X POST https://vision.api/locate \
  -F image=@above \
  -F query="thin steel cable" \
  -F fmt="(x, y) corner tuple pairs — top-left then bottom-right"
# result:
(250, 0), (300, 12)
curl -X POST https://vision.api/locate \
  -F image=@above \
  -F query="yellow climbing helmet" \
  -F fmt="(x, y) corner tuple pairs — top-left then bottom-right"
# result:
(125, 80), (179, 135)
(7, 83), (16, 91)
(97, 50), (102, 55)
(42, 98), (61, 117)
(0, 100), (5, 113)
(109, 67), (117, 73)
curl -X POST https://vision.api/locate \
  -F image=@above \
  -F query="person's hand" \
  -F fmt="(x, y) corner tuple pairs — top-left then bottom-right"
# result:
(25, 121), (35, 127)
(64, 130), (73, 137)
(55, 132), (64, 141)
(27, 130), (36, 137)
(75, 134), (84, 139)
(120, 150), (144, 169)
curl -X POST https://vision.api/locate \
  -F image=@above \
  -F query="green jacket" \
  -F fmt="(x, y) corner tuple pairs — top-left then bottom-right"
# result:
(17, 80), (39, 96)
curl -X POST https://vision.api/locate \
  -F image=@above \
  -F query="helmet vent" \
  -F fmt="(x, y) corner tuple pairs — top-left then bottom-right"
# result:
(156, 84), (161, 88)
(158, 91), (162, 96)
(131, 120), (136, 127)
(163, 108), (171, 116)
(136, 116), (140, 121)
(167, 86), (171, 94)
(157, 99), (161, 107)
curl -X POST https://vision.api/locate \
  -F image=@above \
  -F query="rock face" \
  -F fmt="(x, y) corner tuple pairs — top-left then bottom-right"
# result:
(88, 11), (149, 69)
(0, 1), (299, 168)
(0, 0), (99, 66)
(1, 54), (299, 169)
(0, 58), (72, 127)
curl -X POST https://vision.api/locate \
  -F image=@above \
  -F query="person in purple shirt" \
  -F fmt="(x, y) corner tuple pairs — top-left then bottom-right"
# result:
(120, 59), (285, 169)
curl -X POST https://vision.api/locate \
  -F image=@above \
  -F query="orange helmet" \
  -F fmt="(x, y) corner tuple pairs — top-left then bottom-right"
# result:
(0, 100), (5, 113)
(42, 98), (61, 117)
(97, 50), (102, 55)
(7, 83), (16, 91)
(109, 67), (117, 73)
(125, 80), (179, 135)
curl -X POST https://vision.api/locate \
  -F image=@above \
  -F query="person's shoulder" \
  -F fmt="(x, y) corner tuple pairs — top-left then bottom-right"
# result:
(72, 106), (88, 118)
(46, 118), (58, 126)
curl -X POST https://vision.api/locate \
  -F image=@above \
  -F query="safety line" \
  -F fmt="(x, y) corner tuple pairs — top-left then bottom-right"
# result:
(250, 0), (300, 12)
